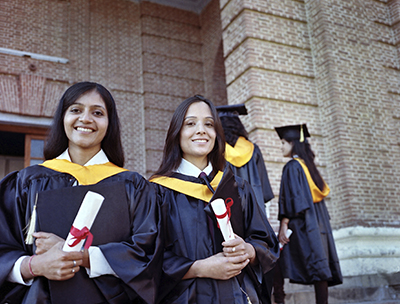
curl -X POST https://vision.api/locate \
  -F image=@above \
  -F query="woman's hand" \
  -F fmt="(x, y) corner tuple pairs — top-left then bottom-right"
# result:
(34, 232), (64, 255)
(22, 242), (84, 281)
(183, 252), (250, 280)
(278, 218), (290, 245)
(222, 234), (256, 264)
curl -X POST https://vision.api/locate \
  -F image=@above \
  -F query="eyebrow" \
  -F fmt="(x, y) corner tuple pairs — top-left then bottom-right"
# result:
(184, 116), (214, 120)
(72, 102), (106, 109)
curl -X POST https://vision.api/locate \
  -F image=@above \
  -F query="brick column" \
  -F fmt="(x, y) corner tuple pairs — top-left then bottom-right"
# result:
(305, 0), (400, 276)
(220, 0), (321, 226)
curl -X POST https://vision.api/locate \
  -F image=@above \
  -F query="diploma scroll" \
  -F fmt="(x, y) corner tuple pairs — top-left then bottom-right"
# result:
(62, 191), (104, 252)
(210, 198), (235, 241)
(279, 229), (293, 250)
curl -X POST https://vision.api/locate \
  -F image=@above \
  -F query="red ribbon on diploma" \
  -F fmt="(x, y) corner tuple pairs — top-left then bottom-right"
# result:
(68, 226), (93, 249)
(214, 197), (234, 228)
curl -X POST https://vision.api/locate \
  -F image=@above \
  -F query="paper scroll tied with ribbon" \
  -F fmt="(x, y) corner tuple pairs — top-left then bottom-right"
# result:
(62, 191), (104, 252)
(210, 198), (235, 241)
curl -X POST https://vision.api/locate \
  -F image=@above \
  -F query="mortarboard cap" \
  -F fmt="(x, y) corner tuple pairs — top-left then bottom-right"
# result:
(274, 124), (310, 142)
(216, 104), (248, 117)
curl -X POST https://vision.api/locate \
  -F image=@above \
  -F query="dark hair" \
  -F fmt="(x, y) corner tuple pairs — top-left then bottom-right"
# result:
(286, 138), (324, 191)
(43, 82), (125, 167)
(153, 95), (226, 177)
(219, 115), (249, 146)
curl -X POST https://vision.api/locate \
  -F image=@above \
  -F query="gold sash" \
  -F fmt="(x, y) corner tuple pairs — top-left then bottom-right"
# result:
(40, 159), (128, 185)
(294, 158), (330, 203)
(225, 136), (254, 167)
(150, 171), (224, 202)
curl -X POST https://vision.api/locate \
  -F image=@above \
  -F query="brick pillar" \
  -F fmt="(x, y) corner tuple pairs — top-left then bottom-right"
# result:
(305, 0), (400, 277)
(220, 0), (319, 226)
(221, 0), (400, 278)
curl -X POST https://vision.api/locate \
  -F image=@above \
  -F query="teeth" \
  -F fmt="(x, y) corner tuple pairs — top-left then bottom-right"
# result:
(76, 127), (93, 132)
(193, 139), (207, 142)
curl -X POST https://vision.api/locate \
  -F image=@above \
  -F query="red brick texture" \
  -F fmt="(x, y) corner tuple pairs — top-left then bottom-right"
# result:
(1, 0), (399, 231)
(221, 0), (400, 230)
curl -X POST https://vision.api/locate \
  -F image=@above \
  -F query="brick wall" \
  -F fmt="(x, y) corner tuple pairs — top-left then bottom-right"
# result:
(2, 0), (399, 230)
(220, 0), (400, 230)
(142, 0), (227, 177)
(0, 0), (146, 173)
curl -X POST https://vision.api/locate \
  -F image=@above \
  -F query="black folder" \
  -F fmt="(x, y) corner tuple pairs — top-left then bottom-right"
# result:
(36, 181), (131, 304)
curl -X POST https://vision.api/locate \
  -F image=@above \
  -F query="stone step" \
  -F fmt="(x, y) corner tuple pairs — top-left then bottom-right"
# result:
(273, 272), (400, 304)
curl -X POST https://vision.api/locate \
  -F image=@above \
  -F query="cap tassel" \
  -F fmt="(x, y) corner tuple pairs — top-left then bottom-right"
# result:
(25, 193), (38, 245)
(300, 125), (304, 143)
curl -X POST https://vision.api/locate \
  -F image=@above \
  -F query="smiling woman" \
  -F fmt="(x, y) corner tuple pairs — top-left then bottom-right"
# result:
(179, 101), (216, 170)
(63, 90), (109, 165)
(150, 95), (279, 304)
(0, 82), (162, 304)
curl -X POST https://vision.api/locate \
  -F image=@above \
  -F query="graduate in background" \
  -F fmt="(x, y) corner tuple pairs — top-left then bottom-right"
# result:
(0, 82), (162, 304)
(216, 104), (276, 304)
(216, 104), (274, 218)
(151, 95), (279, 303)
(273, 124), (342, 304)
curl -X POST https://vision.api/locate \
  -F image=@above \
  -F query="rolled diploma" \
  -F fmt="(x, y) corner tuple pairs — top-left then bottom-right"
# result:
(279, 229), (293, 249)
(211, 198), (235, 241)
(62, 191), (104, 252)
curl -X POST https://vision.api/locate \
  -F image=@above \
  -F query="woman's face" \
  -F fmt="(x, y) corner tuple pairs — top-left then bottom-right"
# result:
(281, 139), (294, 158)
(64, 90), (109, 156)
(180, 101), (216, 170)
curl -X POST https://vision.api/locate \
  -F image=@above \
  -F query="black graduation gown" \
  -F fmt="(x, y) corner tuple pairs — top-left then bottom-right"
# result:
(278, 159), (342, 286)
(227, 143), (274, 213)
(0, 165), (162, 304)
(153, 172), (279, 304)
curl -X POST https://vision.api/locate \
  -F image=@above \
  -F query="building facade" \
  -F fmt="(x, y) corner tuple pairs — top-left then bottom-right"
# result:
(1, 0), (399, 301)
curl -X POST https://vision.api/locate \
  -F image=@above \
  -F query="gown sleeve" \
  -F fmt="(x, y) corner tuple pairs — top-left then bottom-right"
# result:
(278, 159), (313, 220)
(237, 178), (279, 276)
(98, 173), (163, 304)
(155, 188), (195, 302)
(0, 171), (30, 287)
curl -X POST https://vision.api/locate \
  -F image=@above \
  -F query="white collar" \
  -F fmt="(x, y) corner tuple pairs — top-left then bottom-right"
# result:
(57, 149), (109, 166)
(176, 158), (213, 178)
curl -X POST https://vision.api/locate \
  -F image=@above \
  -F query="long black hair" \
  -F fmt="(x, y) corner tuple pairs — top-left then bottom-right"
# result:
(153, 95), (226, 177)
(288, 138), (324, 191)
(219, 115), (248, 147)
(43, 82), (125, 167)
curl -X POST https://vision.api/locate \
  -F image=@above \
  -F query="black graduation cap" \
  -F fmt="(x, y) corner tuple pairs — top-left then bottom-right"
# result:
(275, 124), (310, 142)
(216, 104), (248, 117)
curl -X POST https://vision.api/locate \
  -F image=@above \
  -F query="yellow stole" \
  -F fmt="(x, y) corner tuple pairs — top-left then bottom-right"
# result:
(40, 159), (128, 185)
(225, 136), (254, 167)
(294, 158), (330, 203)
(150, 171), (224, 202)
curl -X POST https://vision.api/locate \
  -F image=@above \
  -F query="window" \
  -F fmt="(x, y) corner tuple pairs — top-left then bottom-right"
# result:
(0, 125), (48, 180)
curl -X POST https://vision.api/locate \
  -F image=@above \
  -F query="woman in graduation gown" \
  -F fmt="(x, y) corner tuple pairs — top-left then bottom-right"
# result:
(216, 104), (274, 214)
(273, 124), (342, 304)
(0, 82), (162, 304)
(150, 95), (279, 304)
(216, 104), (275, 303)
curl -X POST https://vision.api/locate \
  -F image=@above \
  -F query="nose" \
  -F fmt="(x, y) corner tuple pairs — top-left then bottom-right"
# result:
(79, 110), (93, 122)
(196, 122), (206, 134)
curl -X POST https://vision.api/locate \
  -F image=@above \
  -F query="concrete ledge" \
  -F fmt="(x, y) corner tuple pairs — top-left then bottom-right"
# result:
(333, 226), (400, 276)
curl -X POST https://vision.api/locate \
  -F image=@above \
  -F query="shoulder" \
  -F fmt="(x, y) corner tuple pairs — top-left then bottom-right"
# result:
(283, 159), (302, 170)
(107, 170), (152, 187)
(17, 165), (65, 185)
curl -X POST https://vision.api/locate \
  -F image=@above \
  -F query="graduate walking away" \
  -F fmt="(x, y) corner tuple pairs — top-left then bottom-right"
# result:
(151, 95), (279, 304)
(0, 82), (162, 304)
(273, 124), (342, 304)
(216, 104), (276, 303)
